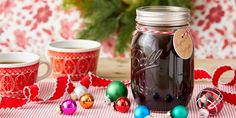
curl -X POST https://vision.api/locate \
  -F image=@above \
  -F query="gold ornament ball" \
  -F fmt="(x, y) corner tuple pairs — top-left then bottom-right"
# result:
(79, 93), (94, 109)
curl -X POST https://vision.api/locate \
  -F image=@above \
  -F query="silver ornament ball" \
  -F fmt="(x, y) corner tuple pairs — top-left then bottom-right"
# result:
(70, 85), (88, 100)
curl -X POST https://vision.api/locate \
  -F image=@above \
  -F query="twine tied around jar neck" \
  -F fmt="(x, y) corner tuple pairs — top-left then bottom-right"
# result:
(134, 24), (191, 36)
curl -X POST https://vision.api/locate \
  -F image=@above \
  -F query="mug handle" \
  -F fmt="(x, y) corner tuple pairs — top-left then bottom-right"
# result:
(45, 47), (50, 61)
(38, 61), (52, 81)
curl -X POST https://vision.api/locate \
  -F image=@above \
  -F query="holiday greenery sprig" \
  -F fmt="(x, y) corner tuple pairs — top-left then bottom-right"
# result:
(63, 0), (194, 54)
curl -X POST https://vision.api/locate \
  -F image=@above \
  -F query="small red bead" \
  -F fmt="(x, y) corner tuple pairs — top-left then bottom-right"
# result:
(114, 97), (131, 113)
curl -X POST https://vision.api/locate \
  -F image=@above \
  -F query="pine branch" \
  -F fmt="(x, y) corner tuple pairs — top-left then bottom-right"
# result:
(63, 0), (92, 11)
(116, 23), (135, 53)
(78, 16), (119, 41)
(63, 0), (194, 54)
(116, 4), (137, 53)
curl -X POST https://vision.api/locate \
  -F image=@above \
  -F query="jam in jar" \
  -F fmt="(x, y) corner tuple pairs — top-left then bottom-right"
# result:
(131, 6), (194, 111)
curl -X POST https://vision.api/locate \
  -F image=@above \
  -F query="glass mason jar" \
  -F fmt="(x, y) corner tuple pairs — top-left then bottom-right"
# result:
(131, 6), (194, 111)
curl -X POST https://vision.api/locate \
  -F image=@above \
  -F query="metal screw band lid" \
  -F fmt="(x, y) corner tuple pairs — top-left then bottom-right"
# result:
(136, 6), (191, 26)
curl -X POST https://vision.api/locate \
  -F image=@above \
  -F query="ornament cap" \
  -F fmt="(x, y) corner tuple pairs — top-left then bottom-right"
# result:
(70, 93), (78, 101)
(111, 102), (116, 111)
(104, 96), (112, 105)
(199, 109), (209, 118)
(56, 106), (62, 114)
(166, 111), (171, 118)
(144, 115), (153, 118)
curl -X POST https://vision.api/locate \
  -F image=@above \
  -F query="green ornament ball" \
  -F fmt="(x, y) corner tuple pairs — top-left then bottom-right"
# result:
(106, 81), (128, 102)
(171, 105), (188, 118)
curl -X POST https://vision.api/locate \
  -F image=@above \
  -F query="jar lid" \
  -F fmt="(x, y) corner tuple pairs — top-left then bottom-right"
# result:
(136, 6), (191, 26)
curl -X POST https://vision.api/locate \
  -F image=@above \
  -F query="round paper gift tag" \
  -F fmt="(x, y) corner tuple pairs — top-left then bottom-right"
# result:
(173, 28), (193, 59)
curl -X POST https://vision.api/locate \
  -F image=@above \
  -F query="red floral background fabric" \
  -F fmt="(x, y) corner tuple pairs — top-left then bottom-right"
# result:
(0, 0), (236, 59)
(192, 0), (236, 59)
(0, 0), (80, 57)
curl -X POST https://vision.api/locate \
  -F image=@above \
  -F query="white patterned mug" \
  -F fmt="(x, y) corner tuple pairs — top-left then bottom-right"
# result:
(47, 40), (101, 81)
(0, 52), (51, 98)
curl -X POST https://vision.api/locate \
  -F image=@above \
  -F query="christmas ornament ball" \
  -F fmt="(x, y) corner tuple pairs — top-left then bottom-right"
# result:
(79, 93), (94, 109)
(106, 81), (128, 102)
(170, 105), (188, 118)
(58, 99), (77, 115)
(114, 97), (131, 113)
(196, 87), (223, 117)
(134, 105), (151, 118)
(70, 85), (88, 100)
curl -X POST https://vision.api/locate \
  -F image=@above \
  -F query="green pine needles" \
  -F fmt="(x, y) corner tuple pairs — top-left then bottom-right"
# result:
(63, 0), (194, 54)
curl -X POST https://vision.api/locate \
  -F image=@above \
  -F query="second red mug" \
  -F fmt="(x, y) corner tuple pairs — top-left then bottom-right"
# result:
(47, 40), (101, 81)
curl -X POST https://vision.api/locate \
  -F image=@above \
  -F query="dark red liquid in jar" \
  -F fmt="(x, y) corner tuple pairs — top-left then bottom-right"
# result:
(131, 31), (194, 111)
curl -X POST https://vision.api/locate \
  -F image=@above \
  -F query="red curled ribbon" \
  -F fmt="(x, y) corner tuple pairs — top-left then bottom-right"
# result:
(195, 66), (236, 105)
(1, 66), (236, 109)
(0, 72), (130, 109)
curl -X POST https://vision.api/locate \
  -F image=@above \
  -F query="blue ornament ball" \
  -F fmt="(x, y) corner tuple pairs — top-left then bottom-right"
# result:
(171, 105), (188, 118)
(134, 105), (151, 118)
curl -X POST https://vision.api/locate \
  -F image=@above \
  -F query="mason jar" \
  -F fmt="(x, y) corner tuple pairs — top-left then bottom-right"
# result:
(131, 6), (194, 111)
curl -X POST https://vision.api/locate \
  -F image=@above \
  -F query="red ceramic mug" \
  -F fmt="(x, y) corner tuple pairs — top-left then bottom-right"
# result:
(47, 40), (101, 81)
(0, 52), (51, 98)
